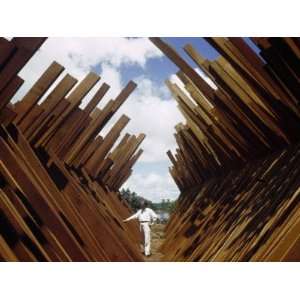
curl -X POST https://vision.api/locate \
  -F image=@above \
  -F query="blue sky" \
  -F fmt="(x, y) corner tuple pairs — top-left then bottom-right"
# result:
(13, 37), (259, 202)
(118, 38), (221, 201)
(114, 38), (221, 202)
(118, 38), (220, 85)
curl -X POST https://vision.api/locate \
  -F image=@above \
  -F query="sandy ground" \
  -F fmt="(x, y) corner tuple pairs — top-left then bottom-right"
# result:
(145, 224), (165, 262)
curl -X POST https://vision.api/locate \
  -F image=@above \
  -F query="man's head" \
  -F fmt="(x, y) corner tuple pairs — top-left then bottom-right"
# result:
(140, 200), (148, 210)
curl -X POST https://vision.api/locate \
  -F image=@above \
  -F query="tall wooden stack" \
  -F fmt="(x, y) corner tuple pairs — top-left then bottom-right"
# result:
(151, 37), (300, 261)
(0, 37), (145, 261)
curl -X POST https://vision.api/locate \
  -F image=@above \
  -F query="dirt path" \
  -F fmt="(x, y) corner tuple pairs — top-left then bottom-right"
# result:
(145, 224), (165, 262)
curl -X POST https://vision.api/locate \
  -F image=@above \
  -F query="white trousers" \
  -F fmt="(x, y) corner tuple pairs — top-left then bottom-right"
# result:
(140, 223), (151, 256)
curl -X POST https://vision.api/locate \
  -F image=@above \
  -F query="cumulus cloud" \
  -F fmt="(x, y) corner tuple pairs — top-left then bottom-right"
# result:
(12, 37), (163, 102)
(115, 75), (184, 163)
(105, 70), (184, 201)
(12, 37), (182, 202)
(95, 66), (184, 163)
(123, 169), (179, 202)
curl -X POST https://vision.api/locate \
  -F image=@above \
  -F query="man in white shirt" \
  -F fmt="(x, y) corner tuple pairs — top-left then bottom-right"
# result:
(123, 200), (158, 257)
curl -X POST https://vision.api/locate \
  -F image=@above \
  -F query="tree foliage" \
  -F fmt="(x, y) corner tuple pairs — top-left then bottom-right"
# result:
(120, 188), (150, 211)
(120, 188), (177, 214)
(151, 198), (177, 214)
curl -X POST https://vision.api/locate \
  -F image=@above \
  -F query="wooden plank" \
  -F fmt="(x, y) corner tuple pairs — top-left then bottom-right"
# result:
(35, 72), (100, 147)
(66, 81), (136, 164)
(84, 115), (130, 178)
(14, 61), (64, 124)
(0, 135), (88, 261)
(0, 76), (24, 111)
(154, 37), (300, 261)
(0, 38), (46, 93)
(23, 74), (78, 138)
(0, 38), (16, 68)
(0, 39), (145, 262)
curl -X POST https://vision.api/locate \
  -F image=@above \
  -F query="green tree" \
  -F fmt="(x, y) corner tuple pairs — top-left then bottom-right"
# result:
(120, 188), (178, 216)
(120, 188), (153, 211)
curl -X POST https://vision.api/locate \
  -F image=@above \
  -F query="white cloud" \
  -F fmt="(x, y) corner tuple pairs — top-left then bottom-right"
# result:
(11, 37), (182, 201)
(123, 76), (184, 163)
(12, 37), (163, 102)
(37, 37), (162, 71)
(123, 170), (179, 202)
(91, 62), (123, 107)
(99, 68), (184, 163)
(96, 64), (183, 201)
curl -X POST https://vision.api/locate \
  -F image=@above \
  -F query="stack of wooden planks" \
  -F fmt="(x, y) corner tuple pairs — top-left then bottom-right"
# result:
(0, 37), (145, 261)
(150, 37), (300, 261)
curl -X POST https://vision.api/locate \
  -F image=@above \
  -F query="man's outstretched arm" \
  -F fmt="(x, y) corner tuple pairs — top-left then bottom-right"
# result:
(123, 210), (140, 222)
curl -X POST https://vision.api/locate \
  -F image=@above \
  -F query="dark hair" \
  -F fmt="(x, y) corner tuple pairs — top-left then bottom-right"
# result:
(140, 200), (148, 208)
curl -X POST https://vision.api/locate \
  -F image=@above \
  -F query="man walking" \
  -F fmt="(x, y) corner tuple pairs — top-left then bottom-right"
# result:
(123, 200), (158, 257)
